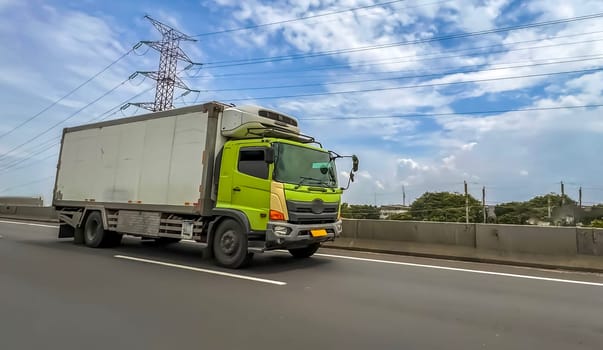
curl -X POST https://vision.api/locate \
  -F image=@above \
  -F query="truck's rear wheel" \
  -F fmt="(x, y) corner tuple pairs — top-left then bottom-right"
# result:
(84, 211), (121, 248)
(288, 243), (320, 258)
(213, 219), (252, 269)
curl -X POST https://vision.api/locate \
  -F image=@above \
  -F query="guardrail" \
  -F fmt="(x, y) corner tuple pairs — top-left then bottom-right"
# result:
(2, 206), (601, 271)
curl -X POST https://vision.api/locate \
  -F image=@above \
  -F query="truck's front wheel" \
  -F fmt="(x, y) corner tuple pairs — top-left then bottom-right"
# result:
(213, 219), (252, 269)
(288, 243), (320, 258)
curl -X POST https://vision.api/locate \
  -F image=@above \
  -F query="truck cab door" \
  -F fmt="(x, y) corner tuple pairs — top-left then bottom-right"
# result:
(229, 146), (271, 231)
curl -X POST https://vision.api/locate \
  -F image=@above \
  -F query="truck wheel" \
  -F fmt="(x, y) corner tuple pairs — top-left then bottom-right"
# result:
(212, 219), (252, 268)
(288, 243), (320, 258)
(84, 211), (109, 248)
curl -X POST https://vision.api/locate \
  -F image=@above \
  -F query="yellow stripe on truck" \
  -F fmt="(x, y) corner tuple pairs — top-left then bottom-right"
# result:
(270, 181), (289, 221)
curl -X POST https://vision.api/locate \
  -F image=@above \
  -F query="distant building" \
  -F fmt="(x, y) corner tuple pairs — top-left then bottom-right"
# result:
(552, 204), (603, 226)
(379, 205), (410, 219)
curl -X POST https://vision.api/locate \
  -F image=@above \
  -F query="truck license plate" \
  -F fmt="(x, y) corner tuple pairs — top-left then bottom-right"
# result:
(310, 229), (327, 237)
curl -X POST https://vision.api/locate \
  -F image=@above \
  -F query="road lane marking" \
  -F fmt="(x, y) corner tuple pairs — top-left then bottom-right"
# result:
(114, 255), (287, 286)
(315, 253), (603, 287)
(0, 220), (58, 228)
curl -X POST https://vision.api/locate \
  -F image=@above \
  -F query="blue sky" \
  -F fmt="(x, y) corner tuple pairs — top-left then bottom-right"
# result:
(1, 0), (603, 206)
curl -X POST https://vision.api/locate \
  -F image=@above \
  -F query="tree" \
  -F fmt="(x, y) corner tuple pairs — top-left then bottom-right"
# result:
(387, 212), (413, 221)
(494, 193), (576, 225)
(340, 203), (380, 219)
(591, 219), (603, 228)
(408, 192), (481, 223)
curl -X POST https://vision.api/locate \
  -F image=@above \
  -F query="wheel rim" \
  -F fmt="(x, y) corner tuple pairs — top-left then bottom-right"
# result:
(220, 230), (239, 255)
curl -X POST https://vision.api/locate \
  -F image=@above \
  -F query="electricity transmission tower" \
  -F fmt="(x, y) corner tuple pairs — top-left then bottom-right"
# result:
(131, 15), (201, 112)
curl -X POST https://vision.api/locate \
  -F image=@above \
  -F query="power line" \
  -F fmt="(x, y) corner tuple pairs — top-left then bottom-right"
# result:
(0, 136), (60, 169)
(201, 12), (603, 67)
(193, 30), (603, 79)
(192, 0), (415, 37)
(220, 66), (603, 102)
(0, 48), (134, 141)
(0, 86), (156, 174)
(300, 103), (603, 120)
(196, 56), (603, 93)
(0, 153), (55, 175)
(0, 176), (54, 195)
(0, 78), (133, 163)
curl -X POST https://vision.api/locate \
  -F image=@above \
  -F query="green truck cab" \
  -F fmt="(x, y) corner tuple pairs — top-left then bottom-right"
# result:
(214, 137), (353, 265)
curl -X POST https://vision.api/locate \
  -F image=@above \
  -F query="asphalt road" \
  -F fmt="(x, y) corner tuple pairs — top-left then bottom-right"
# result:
(1, 219), (602, 350)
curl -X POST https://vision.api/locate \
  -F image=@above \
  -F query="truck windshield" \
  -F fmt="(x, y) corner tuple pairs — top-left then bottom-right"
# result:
(273, 142), (337, 188)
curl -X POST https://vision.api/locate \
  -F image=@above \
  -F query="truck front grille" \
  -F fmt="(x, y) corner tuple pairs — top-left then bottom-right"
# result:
(286, 200), (338, 224)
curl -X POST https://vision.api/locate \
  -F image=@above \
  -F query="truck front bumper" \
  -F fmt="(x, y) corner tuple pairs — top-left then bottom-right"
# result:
(264, 220), (342, 250)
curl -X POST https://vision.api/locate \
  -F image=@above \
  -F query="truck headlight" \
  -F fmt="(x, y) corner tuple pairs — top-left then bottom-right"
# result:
(274, 225), (289, 236)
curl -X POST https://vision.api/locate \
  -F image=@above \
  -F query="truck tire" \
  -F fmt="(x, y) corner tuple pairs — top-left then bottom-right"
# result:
(288, 243), (320, 258)
(212, 219), (252, 268)
(84, 211), (110, 248)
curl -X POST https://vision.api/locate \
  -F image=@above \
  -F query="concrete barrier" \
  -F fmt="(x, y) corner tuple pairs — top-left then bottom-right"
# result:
(0, 206), (57, 222)
(329, 219), (603, 272)
(475, 224), (577, 255)
(343, 219), (475, 247)
(0, 196), (43, 206)
(577, 228), (603, 256)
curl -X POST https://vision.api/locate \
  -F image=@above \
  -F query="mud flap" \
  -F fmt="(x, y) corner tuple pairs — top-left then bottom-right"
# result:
(58, 224), (75, 238)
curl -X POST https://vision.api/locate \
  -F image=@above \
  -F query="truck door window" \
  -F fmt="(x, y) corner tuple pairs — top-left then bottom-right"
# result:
(238, 148), (269, 179)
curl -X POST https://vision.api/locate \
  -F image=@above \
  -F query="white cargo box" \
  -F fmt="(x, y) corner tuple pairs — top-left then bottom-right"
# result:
(53, 103), (224, 214)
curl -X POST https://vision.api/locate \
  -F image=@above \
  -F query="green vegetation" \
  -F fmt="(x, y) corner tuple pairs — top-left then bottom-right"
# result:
(387, 212), (413, 221)
(591, 219), (603, 228)
(340, 203), (380, 219)
(402, 191), (482, 223)
(495, 193), (575, 225)
(346, 191), (601, 226)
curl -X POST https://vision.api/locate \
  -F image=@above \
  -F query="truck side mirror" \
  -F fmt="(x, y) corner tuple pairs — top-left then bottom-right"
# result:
(352, 155), (359, 172)
(265, 148), (275, 164)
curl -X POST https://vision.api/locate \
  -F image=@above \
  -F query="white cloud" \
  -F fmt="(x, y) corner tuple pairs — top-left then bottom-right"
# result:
(461, 142), (477, 151)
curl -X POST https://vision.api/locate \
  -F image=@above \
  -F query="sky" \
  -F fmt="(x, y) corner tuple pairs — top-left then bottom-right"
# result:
(1, 0), (603, 207)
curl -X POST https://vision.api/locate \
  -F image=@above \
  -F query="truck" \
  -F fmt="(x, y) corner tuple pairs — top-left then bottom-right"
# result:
(53, 101), (358, 268)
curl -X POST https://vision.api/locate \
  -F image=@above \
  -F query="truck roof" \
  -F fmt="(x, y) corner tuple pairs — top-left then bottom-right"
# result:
(63, 101), (229, 133)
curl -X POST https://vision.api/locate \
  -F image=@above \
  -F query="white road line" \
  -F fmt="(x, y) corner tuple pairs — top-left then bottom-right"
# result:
(315, 253), (603, 287)
(0, 220), (58, 228)
(114, 255), (287, 286)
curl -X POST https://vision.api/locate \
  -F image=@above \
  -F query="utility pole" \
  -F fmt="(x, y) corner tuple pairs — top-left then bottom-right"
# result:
(482, 186), (486, 224)
(561, 181), (565, 206)
(131, 15), (201, 112)
(579, 186), (582, 208)
(402, 185), (406, 206)
(464, 180), (469, 224)
(547, 196), (551, 218)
